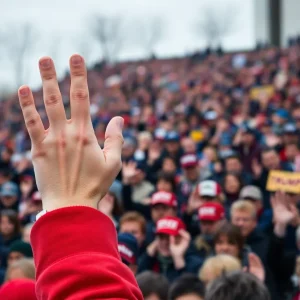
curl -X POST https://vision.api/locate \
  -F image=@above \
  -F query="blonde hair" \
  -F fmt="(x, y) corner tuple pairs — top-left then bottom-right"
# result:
(199, 254), (241, 283)
(5, 258), (35, 282)
(231, 200), (257, 219)
(138, 131), (152, 142)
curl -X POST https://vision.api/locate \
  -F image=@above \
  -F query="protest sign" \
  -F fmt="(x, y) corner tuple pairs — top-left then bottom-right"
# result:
(266, 170), (300, 194)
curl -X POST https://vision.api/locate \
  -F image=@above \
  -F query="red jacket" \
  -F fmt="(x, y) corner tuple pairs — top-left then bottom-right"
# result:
(31, 206), (143, 300)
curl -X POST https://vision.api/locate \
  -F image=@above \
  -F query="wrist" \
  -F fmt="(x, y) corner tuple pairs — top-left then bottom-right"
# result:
(172, 255), (185, 269)
(274, 222), (287, 238)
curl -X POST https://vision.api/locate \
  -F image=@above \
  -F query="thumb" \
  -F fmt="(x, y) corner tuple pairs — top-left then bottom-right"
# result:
(103, 116), (124, 169)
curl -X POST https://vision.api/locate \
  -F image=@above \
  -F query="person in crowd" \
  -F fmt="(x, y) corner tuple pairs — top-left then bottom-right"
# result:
(138, 216), (202, 282)
(122, 160), (155, 217)
(194, 202), (225, 257)
(119, 212), (147, 250)
(136, 271), (169, 300)
(0, 182), (19, 212)
(183, 180), (223, 237)
(205, 271), (271, 300)
(239, 185), (273, 232)
(168, 274), (205, 300)
(0, 210), (21, 267)
(223, 172), (243, 211)
(7, 240), (33, 267)
(199, 254), (241, 285)
(5, 258), (35, 282)
(145, 191), (178, 245)
(0, 279), (37, 300)
(161, 131), (183, 167)
(156, 171), (177, 193)
(97, 189), (123, 227)
(118, 233), (139, 275)
(233, 126), (261, 173)
(222, 154), (252, 185)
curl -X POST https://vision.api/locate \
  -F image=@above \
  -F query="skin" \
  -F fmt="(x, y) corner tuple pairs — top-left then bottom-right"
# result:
(0, 216), (14, 237)
(231, 210), (257, 237)
(151, 204), (176, 223)
(176, 294), (204, 300)
(214, 235), (240, 258)
(119, 221), (145, 247)
(7, 252), (25, 267)
(17, 55), (124, 211)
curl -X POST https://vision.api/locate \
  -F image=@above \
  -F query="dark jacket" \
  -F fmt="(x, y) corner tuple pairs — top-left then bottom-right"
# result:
(138, 251), (203, 283)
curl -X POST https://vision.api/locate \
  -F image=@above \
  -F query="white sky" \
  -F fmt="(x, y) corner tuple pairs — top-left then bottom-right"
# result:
(0, 0), (255, 91)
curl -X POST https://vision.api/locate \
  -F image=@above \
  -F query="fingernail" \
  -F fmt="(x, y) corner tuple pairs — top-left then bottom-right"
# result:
(71, 55), (82, 66)
(118, 118), (124, 130)
(40, 59), (51, 69)
(19, 87), (29, 97)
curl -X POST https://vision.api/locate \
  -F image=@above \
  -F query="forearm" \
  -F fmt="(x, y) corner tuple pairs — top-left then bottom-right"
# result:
(31, 206), (143, 300)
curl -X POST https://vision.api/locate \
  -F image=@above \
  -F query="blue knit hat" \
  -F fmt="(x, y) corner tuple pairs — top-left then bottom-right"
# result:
(118, 233), (139, 265)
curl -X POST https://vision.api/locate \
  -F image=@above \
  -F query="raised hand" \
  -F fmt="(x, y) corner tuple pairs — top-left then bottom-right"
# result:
(186, 187), (203, 214)
(246, 252), (265, 282)
(252, 159), (262, 178)
(271, 191), (297, 225)
(170, 230), (191, 260)
(122, 161), (138, 184)
(18, 55), (124, 211)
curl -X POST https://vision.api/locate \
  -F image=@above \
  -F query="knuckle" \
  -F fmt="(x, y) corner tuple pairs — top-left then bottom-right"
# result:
(71, 89), (88, 101)
(45, 93), (61, 106)
(25, 114), (39, 128)
(42, 73), (55, 81)
(21, 99), (33, 108)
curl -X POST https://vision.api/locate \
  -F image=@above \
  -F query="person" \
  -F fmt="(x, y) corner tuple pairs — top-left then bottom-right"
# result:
(183, 180), (223, 237)
(199, 254), (241, 285)
(0, 182), (19, 212)
(205, 271), (271, 300)
(194, 202), (225, 257)
(0, 210), (22, 267)
(118, 233), (139, 275)
(5, 258), (35, 281)
(119, 211), (147, 249)
(7, 240), (33, 267)
(22, 223), (33, 244)
(138, 216), (202, 282)
(239, 185), (272, 232)
(223, 172), (243, 211)
(136, 271), (169, 300)
(145, 191), (178, 246)
(20, 191), (43, 225)
(18, 55), (143, 299)
(168, 274), (205, 300)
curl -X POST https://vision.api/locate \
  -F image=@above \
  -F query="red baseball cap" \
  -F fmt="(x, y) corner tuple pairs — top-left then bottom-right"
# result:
(198, 180), (222, 197)
(180, 153), (198, 168)
(151, 191), (177, 207)
(156, 216), (186, 236)
(198, 202), (225, 221)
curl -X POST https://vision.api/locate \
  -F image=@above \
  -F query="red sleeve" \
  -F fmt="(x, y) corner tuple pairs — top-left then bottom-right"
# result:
(31, 206), (143, 300)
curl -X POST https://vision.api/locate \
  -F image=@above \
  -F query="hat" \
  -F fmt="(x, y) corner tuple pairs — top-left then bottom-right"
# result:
(275, 109), (289, 119)
(198, 180), (222, 197)
(180, 153), (198, 168)
(156, 216), (186, 236)
(198, 202), (225, 221)
(154, 128), (167, 140)
(0, 182), (18, 197)
(204, 110), (217, 121)
(9, 241), (33, 258)
(0, 279), (36, 300)
(118, 233), (139, 265)
(239, 185), (262, 201)
(165, 131), (180, 142)
(151, 191), (177, 207)
(283, 123), (297, 134)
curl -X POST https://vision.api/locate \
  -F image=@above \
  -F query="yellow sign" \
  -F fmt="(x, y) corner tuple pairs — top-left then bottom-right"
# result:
(266, 171), (300, 194)
(250, 85), (274, 100)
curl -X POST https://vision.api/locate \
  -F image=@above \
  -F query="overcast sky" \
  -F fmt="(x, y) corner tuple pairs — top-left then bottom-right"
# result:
(0, 0), (255, 91)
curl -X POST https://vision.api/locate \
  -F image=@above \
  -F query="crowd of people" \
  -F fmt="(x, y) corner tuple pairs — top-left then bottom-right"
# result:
(1, 38), (300, 299)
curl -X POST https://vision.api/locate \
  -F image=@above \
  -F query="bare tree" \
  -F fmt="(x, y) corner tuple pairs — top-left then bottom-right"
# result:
(90, 15), (124, 63)
(1, 23), (38, 87)
(134, 16), (164, 57)
(194, 3), (238, 47)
